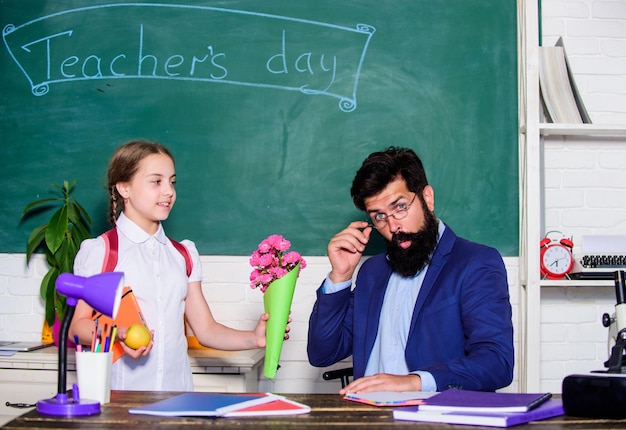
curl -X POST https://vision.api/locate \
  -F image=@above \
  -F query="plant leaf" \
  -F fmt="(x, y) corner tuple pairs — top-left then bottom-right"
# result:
(21, 198), (60, 218)
(67, 202), (79, 224)
(71, 201), (92, 227)
(66, 179), (77, 194)
(55, 294), (67, 322)
(67, 201), (92, 229)
(40, 268), (59, 326)
(45, 206), (68, 254)
(69, 226), (89, 263)
(55, 240), (74, 273)
(73, 220), (90, 244)
(25, 224), (47, 263)
(51, 182), (64, 193)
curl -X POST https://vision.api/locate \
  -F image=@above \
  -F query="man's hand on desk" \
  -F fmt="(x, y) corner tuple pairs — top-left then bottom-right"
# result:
(339, 373), (422, 395)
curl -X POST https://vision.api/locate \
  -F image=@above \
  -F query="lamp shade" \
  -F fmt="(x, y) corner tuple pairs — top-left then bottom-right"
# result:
(55, 272), (123, 318)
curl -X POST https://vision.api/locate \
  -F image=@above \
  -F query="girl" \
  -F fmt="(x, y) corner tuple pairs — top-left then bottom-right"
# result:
(69, 140), (277, 391)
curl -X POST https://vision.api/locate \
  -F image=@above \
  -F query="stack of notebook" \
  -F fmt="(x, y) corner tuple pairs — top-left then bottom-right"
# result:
(393, 390), (564, 428)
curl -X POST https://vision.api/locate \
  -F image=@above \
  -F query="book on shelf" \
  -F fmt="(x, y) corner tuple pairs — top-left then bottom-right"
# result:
(415, 389), (552, 413)
(393, 398), (564, 428)
(555, 37), (591, 124)
(538, 37), (591, 124)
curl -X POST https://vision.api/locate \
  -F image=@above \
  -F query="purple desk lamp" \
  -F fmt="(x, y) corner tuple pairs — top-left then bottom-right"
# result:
(36, 272), (123, 416)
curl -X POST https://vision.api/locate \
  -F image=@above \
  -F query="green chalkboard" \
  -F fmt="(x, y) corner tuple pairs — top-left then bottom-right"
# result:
(0, 0), (518, 256)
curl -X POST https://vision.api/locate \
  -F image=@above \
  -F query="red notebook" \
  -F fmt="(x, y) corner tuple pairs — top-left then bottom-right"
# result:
(223, 396), (310, 417)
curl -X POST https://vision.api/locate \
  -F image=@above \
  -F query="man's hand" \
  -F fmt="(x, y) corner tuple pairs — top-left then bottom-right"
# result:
(327, 221), (373, 283)
(339, 373), (422, 395)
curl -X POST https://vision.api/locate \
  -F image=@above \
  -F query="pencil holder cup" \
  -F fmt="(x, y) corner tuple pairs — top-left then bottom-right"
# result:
(75, 351), (113, 404)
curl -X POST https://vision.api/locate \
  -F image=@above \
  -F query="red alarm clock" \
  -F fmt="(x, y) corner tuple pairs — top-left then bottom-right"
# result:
(540, 232), (574, 280)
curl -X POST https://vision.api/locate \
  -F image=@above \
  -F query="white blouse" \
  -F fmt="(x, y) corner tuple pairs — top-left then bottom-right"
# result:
(73, 212), (204, 391)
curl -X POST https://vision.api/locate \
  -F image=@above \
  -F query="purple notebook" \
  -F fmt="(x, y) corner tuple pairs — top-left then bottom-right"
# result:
(394, 399), (564, 427)
(418, 389), (552, 413)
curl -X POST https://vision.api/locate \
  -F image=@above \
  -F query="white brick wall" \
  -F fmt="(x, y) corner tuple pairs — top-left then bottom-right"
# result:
(1, 0), (625, 395)
(0, 254), (47, 340)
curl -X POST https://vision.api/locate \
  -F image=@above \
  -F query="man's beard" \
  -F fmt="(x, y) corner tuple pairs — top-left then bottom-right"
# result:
(386, 205), (439, 277)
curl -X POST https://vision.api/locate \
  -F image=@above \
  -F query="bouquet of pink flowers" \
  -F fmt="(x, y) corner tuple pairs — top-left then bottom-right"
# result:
(249, 234), (306, 378)
(249, 234), (306, 293)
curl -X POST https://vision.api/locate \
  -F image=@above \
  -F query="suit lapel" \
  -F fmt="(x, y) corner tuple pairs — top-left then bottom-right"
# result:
(363, 258), (392, 361)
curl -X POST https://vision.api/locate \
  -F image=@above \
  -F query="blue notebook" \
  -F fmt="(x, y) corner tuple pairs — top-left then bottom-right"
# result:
(128, 392), (276, 417)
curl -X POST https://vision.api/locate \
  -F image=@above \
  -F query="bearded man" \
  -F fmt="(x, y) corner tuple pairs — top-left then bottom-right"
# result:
(307, 147), (514, 393)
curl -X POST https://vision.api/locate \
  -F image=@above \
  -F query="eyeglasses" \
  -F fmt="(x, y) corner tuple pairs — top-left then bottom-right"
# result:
(368, 193), (417, 228)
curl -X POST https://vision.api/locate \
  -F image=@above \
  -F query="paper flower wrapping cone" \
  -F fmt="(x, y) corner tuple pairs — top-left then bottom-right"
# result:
(262, 262), (300, 379)
(249, 234), (305, 378)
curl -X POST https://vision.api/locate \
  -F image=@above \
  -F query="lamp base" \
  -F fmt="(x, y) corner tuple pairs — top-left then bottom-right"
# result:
(37, 390), (101, 416)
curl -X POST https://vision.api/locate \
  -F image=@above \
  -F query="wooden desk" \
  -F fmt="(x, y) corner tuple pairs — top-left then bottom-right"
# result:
(3, 392), (626, 429)
(0, 347), (263, 426)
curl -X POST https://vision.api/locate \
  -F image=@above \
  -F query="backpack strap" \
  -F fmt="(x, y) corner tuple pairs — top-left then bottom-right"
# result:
(171, 239), (193, 278)
(101, 227), (192, 277)
(101, 228), (118, 273)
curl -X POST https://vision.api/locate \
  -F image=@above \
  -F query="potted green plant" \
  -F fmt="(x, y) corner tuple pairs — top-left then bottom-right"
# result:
(21, 180), (92, 338)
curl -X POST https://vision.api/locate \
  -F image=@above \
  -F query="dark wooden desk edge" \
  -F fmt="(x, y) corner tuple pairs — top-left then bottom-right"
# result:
(4, 392), (626, 429)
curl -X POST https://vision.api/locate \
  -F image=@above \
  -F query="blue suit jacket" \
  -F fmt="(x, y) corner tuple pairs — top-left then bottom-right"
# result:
(307, 224), (514, 391)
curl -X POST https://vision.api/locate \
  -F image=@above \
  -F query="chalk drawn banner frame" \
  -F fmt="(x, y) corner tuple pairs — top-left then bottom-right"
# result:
(3, 3), (375, 112)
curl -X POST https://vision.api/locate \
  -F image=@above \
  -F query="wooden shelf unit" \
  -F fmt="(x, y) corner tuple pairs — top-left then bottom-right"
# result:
(519, 0), (626, 392)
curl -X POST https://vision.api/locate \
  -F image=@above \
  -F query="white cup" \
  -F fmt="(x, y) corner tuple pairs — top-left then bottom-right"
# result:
(75, 351), (112, 404)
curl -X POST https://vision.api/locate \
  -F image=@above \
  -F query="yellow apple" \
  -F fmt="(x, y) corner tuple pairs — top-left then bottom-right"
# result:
(124, 324), (151, 349)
